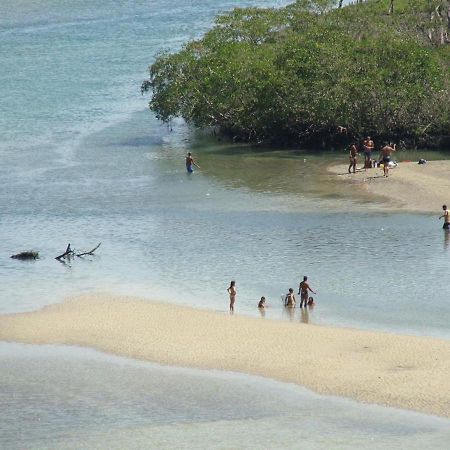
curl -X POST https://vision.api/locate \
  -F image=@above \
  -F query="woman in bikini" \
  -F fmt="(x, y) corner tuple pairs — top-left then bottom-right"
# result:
(227, 280), (237, 313)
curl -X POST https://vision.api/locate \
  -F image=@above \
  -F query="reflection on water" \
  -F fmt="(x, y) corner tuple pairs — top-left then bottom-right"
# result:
(2, 343), (450, 450)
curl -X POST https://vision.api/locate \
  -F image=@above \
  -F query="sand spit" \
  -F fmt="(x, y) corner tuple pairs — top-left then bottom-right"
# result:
(328, 160), (450, 213)
(1, 294), (450, 418)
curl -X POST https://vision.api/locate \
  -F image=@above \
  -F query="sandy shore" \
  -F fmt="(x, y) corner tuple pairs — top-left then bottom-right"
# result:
(1, 293), (450, 418)
(328, 160), (450, 213)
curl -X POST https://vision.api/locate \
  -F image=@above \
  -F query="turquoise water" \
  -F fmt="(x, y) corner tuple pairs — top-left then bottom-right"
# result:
(2, 0), (449, 337)
(1, 1), (450, 447)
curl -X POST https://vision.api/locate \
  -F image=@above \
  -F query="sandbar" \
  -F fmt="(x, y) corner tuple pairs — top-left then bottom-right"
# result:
(1, 293), (450, 418)
(328, 160), (450, 213)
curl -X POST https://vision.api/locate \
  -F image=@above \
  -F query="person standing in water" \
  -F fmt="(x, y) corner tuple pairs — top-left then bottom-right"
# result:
(348, 143), (358, 174)
(440, 205), (450, 230)
(227, 281), (236, 313)
(298, 276), (316, 308)
(186, 152), (200, 173)
(379, 143), (396, 177)
(284, 288), (296, 308)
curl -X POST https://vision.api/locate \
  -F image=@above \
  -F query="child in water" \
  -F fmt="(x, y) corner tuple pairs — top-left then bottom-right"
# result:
(258, 297), (266, 308)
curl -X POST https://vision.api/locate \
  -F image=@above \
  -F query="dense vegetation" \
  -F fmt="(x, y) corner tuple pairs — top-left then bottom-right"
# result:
(142, 0), (450, 147)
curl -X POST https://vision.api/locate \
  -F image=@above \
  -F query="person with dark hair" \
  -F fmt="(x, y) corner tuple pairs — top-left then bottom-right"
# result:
(379, 143), (396, 177)
(440, 205), (450, 230)
(298, 276), (316, 308)
(284, 288), (296, 308)
(227, 281), (236, 313)
(258, 297), (266, 309)
(363, 136), (374, 170)
(185, 152), (200, 173)
(348, 143), (358, 174)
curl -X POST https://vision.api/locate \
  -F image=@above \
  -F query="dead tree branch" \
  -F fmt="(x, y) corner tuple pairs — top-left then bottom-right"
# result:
(76, 243), (102, 257)
(55, 243), (75, 260)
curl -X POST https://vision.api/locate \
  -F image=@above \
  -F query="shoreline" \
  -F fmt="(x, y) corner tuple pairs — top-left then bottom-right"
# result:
(1, 293), (450, 419)
(328, 160), (450, 213)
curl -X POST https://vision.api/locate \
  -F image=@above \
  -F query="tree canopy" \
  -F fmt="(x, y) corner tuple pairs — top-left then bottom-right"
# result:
(142, 0), (450, 147)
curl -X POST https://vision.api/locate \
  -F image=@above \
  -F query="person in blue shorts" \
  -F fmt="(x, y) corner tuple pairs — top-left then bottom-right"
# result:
(186, 152), (200, 173)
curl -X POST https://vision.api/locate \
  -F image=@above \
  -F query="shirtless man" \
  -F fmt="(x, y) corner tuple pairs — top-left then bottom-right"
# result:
(379, 143), (396, 177)
(363, 136), (374, 170)
(284, 288), (296, 308)
(185, 152), (200, 173)
(298, 276), (316, 308)
(348, 143), (358, 174)
(440, 205), (450, 230)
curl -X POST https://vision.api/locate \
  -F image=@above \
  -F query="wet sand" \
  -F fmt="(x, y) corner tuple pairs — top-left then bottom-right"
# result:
(328, 160), (450, 213)
(1, 294), (450, 418)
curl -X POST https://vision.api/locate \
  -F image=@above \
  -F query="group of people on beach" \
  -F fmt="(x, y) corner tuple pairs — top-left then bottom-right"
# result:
(348, 136), (396, 177)
(227, 276), (317, 313)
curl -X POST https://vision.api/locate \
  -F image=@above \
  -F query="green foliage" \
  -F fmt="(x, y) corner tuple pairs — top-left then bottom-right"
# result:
(142, 0), (450, 146)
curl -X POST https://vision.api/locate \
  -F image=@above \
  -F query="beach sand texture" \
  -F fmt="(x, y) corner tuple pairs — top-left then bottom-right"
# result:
(329, 160), (450, 213)
(1, 294), (450, 418)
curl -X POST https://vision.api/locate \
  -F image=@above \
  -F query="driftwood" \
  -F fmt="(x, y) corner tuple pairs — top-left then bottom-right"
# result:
(11, 251), (39, 260)
(55, 243), (75, 260)
(76, 242), (101, 257)
(55, 242), (101, 260)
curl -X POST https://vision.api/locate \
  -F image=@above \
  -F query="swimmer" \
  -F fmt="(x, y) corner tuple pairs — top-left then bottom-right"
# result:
(298, 276), (316, 308)
(284, 288), (296, 308)
(439, 205), (450, 230)
(186, 152), (200, 173)
(307, 296), (315, 306)
(258, 296), (266, 308)
(227, 280), (236, 313)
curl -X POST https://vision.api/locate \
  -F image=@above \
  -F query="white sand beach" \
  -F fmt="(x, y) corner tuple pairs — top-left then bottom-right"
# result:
(1, 294), (450, 418)
(328, 160), (450, 213)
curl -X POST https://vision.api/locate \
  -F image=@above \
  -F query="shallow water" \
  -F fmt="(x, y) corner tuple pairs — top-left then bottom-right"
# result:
(2, 0), (450, 447)
(1, 0), (450, 338)
(2, 343), (450, 450)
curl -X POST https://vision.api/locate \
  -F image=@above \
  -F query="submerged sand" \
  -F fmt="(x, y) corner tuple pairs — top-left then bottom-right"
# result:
(328, 160), (450, 213)
(1, 294), (450, 418)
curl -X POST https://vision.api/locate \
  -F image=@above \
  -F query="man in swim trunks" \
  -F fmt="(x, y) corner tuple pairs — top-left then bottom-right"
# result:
(440, 205), (450, 230)
(298, 276), (316, 308)
(185, 152), (200, 173)
(348, 143), (358, 174)
(363, 136), (374, 170)
(379, 143), (396, 177)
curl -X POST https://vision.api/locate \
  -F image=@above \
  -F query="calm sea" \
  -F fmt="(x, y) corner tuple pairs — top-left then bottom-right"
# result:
(1, 1), (449, 447)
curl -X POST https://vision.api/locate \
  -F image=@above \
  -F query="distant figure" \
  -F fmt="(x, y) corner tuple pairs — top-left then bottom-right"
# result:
(440, 205), (450, 230)
(348, 143), (358, 174)
(379, 143), (396, 177)
(186, 152), (200, 173)
(227, 280), (236, 313)
(308, 296), (315, 306)
(298, 276), (316, 308)
(363, 136), (374, 170)
(258, 296), (266, 308)
(284, 288), (296, 308)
